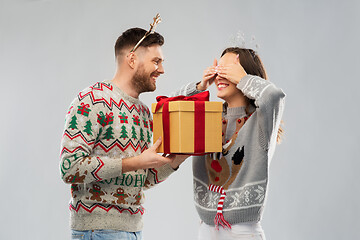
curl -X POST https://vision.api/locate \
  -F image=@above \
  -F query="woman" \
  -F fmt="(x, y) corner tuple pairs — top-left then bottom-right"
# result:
(194, 47), (285, 240)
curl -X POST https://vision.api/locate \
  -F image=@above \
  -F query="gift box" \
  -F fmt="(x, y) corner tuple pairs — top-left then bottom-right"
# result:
(151, 91), (223, 154)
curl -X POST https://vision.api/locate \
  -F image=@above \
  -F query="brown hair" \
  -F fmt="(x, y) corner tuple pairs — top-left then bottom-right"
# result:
(114, 27), (164, 57)
(221, 47), (284, 143)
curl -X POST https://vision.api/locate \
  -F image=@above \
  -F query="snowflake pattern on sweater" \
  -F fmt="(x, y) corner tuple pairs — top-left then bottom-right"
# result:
(192, 75), (285, 226)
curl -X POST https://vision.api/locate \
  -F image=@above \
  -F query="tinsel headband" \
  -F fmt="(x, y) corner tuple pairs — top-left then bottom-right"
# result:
(228, 31), (260, 54)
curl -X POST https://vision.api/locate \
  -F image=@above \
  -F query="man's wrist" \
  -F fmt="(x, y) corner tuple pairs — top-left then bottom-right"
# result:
(122, 155), (142, 173)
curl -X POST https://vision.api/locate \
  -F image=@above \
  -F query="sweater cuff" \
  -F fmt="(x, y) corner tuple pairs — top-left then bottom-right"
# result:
(154, 163), (176, 182)
(186, 82), (204, 96)
(95, 156), (123, 181)
(236, 75), (271, 100)
(236, 74), (254, 92)
(180, 82), (204, 96)
(95, 151), (136, 181)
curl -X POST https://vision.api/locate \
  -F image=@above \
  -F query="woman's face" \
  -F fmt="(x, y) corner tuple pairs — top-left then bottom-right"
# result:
(215, 53), (241, 101)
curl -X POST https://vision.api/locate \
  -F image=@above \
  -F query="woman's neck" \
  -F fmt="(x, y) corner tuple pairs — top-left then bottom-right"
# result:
(225, 93), (248, 108)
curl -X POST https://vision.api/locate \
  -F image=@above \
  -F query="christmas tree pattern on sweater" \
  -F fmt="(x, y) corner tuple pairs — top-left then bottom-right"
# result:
(60, 81), (176, 230)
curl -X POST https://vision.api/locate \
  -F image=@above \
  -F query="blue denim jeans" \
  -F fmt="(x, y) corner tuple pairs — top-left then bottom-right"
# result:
(71, 229), (143, 240)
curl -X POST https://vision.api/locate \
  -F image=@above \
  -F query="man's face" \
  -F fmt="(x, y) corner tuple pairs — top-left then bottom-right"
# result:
(132, 45), (164, 94)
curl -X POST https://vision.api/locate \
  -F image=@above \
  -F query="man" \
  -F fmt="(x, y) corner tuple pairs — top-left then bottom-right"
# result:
(60, 28), (200, 239)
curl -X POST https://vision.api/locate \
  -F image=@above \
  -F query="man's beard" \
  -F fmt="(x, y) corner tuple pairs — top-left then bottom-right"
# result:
(132, 64), (156, 94)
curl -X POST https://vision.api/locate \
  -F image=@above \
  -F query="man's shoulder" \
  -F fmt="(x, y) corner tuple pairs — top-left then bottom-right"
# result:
(77, 81), (113, 100)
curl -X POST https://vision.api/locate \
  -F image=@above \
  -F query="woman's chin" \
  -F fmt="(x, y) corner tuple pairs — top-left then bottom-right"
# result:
(216, 92), (226, 100)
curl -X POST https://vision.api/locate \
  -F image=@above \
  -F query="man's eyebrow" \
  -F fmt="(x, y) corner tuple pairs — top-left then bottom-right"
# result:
(153, 57), (164, 62)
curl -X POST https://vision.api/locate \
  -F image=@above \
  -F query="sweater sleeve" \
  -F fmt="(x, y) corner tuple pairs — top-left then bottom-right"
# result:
(237, 75), (285, 150)
(170, 81), (203, 97)
(60, 95), (124, 185)
(143, 164), (176, 190)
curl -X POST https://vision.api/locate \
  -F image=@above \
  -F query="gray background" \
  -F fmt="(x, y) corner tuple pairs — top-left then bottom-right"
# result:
(0, 0), (359, 239)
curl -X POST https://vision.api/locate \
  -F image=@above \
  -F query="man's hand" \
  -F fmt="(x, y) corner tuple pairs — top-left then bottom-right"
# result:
(138, 137), (175, 169)
(197, 59), (218, 91)
(216, 54), (247, 85)
(122, 137), (175, 172)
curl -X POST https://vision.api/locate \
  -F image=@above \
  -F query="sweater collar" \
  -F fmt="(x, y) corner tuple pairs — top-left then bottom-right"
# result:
(226, 106), (247, 117)
(104, 79), (142, 105)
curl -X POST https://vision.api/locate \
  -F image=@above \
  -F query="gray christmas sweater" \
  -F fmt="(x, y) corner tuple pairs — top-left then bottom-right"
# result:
(60, 80), (199, 232)
(192, 75), (285, 226)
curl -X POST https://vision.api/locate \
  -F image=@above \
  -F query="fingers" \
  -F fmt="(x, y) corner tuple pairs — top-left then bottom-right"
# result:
(213, 58), (218, 66)
(204, 74), (216, 81)
(201, 67), (217, 89)
(204, 66), (216, 75)
(152, 137), (162, 150)
(217, 72), (227, 78)
(199, 61), (218, 91)
(203, 70), (216, 77)
(216, 66), (228, 77)
(158, 155), (173, 164)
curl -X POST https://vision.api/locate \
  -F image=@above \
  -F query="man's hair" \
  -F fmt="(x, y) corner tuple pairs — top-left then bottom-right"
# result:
(114, 27), (164, 57)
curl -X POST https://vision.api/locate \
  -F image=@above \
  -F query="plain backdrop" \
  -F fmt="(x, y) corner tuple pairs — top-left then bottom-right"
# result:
(0, 0), (359, 239)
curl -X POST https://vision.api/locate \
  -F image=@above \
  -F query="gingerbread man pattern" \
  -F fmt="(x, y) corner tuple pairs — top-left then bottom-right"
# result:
(111, 187), (130, 205)
(87, 184), (107, 202)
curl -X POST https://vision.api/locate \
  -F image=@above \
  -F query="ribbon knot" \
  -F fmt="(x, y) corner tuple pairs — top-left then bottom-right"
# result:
(155, 91), (209, 113)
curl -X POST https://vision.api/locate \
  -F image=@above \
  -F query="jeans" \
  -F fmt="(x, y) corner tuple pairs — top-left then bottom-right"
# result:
(71, 229), (143, 240)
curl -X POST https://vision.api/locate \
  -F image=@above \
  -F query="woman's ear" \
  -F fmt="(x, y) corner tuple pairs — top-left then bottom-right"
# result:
(235, 54), (240, 64)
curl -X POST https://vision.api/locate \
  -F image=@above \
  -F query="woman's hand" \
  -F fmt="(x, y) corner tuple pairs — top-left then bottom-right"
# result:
(216, 55), (247, 85)
(197, 59), (218, 91)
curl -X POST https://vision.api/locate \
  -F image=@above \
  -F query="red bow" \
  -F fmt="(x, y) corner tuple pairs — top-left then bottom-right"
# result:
(155, 91), (210, 112)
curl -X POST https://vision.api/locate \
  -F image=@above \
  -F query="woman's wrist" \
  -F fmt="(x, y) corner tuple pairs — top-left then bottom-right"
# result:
(196, 81), (206, 91)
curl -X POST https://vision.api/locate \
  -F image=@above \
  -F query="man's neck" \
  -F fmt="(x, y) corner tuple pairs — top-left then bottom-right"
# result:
(111, 72), (140, 99)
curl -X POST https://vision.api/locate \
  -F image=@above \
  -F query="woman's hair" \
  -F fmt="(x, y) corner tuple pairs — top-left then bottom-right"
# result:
(221, 47), (267, 80)
(221, 47), (284, 143)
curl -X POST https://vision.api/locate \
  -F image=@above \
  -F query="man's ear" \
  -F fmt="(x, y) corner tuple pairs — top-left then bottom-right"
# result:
(126, 52), (137, 69)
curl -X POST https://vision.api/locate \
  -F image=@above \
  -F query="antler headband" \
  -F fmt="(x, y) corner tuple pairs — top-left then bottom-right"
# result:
(130, 13), (162, 53)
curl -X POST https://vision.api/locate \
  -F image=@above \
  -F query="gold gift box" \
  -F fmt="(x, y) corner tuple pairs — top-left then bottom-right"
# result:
(151, 101), (223, 154)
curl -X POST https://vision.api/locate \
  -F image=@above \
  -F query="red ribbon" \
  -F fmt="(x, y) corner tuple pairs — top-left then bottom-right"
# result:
(155, 91), (209, 154)
(155, 91), (209, 113)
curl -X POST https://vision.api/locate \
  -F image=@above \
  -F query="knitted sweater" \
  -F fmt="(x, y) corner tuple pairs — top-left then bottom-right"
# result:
(60, 80), (199, 231)
(192, 75), (285, 226)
